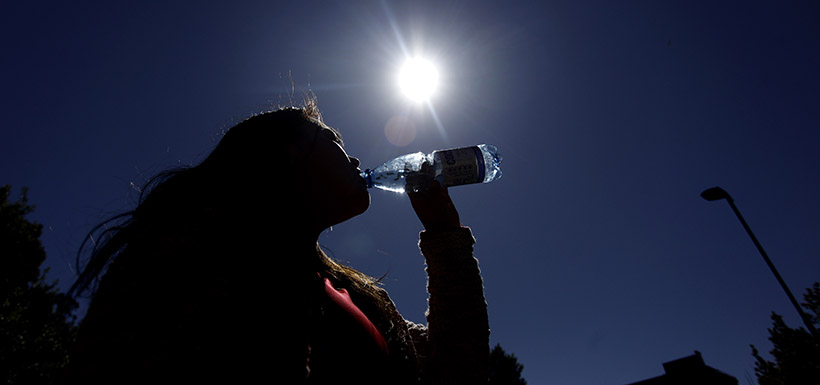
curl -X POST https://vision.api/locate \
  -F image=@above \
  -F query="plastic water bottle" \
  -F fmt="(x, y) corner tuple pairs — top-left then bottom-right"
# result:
(361, 144), (502, 193)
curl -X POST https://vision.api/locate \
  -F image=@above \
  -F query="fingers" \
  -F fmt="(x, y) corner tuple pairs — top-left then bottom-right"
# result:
(405, 165), (434, 193)
(407, 181), (439, 204)
(404, 161), (461, 231)
(407, 179), (460, 231)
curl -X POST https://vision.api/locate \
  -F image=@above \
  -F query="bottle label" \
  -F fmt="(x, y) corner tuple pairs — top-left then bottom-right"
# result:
(432, 146), (485, 187)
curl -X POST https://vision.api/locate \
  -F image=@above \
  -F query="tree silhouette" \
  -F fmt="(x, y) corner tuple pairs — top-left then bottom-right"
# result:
(0, 185), (77, 384)
(489, 343), (527, 385)
(751, 282), (820, 385)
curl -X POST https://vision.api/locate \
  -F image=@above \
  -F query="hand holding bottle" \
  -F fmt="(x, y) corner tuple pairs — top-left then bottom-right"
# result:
(406, 162), (461, 232)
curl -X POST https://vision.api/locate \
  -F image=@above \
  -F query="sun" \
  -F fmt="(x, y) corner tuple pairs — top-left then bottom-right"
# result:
(398, 57), (439, 102)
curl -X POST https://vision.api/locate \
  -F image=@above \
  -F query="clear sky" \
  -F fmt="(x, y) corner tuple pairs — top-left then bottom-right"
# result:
(2, 1), (819, 384)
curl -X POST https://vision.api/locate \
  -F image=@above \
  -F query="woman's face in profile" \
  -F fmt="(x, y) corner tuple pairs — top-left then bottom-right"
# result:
(303, 124), (370, 229)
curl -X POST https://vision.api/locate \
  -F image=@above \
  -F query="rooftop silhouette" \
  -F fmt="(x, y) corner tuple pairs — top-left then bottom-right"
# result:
(626, 351), (738, 385)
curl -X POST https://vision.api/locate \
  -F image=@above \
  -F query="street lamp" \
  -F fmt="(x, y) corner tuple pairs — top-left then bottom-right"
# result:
(701, 186), (818, 338)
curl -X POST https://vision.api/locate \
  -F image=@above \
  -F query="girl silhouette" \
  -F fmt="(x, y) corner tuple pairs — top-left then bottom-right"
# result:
(61, 101), (489, 384)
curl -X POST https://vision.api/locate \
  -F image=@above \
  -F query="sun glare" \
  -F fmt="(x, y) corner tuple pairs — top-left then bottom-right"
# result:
(398, 58), (439, 102)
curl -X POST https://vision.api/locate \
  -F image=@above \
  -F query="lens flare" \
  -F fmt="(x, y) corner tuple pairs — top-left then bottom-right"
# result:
(384, 115), (417, 146)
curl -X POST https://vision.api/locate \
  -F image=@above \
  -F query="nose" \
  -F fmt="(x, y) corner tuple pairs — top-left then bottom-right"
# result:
(350, 156), (360, 168)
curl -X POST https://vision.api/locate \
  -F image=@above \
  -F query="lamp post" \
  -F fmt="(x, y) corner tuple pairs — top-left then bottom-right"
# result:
(701, 187), (818, 338)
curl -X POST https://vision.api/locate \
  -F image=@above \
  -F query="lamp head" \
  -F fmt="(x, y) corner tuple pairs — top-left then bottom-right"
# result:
(701, 186), (731, 201)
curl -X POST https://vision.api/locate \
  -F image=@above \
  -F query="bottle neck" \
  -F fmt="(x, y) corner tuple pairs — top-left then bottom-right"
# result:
(362, 169), (374, 188)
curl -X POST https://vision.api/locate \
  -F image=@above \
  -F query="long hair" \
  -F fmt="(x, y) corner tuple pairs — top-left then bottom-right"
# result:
(64, 101), (423, 384)
(69, 101), (387, 298)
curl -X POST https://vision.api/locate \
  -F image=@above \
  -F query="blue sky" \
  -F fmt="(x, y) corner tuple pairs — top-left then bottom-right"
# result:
(2, 1), (819, 384)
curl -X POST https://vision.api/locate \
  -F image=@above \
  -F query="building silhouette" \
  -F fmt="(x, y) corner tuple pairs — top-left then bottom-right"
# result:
(626, 351), (738, 385)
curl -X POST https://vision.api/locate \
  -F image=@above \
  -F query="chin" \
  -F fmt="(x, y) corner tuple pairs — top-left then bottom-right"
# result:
(334, 191), (370, 225)
(353, 192), (371, 216)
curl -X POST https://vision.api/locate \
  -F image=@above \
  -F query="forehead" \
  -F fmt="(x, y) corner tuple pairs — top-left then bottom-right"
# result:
(314, 122), (344, 147)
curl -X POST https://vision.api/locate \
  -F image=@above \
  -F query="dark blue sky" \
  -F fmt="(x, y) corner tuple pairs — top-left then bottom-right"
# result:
(3, 1), (819, 384)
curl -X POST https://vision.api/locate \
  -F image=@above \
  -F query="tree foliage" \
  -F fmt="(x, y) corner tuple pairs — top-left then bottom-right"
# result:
(0, 185), (78, 384)
(751, 282), (820, 385)
(489, 343), (527, 385)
